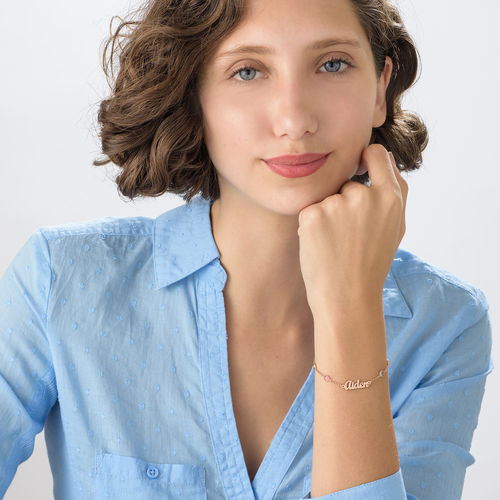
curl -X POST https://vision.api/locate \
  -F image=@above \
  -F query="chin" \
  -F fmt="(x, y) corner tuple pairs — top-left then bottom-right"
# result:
(265, 189), (332, 216)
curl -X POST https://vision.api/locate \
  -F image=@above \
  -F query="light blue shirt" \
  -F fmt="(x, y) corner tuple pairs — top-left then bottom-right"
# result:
(0, 194), (494, 500)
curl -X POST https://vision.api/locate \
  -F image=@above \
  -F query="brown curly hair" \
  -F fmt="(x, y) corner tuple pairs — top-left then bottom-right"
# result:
(92, 0), (428, 203)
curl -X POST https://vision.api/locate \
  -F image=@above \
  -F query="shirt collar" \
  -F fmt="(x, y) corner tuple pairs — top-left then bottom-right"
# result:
(153, 194), (220, 291)
(153, 194), (412, 319)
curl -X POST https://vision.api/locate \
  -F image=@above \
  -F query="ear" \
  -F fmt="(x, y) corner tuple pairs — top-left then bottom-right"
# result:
(372, 56), (393, 128)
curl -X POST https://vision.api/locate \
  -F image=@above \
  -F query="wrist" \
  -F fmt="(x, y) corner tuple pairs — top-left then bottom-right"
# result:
(311, 290), (384, 326)
(311, 294), (388, 372)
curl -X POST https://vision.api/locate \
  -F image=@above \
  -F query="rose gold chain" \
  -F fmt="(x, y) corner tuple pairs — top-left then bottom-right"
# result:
(312, 358), (389, 390)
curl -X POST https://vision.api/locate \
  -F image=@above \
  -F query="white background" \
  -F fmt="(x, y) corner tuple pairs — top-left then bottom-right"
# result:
(1, 0), (499, 498)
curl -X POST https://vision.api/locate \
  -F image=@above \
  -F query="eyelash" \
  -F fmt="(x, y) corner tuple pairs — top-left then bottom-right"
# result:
(229, 56), (354, 83)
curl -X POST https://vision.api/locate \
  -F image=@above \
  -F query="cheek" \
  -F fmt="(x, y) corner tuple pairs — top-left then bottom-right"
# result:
(320, 88), (375, 176)
(324, 87), (374, 132)
(207, 92), (262, 142)
(200, 98), (258, 179)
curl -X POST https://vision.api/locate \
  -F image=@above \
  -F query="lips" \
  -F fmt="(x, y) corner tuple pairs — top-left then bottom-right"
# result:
(263, 153), (329, 166)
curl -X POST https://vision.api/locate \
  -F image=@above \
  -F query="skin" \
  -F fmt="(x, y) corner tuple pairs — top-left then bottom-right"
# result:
(307, 147), (406, 494)
(196, 0), (394, 348)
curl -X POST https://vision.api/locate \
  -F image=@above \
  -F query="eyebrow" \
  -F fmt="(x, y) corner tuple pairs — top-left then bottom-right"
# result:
(215, 37), (362, 60)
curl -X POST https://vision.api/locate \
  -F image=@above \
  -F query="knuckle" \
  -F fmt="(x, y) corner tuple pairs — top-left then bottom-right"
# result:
(323, 199), (337, 213)
(299, 205), (321, 225)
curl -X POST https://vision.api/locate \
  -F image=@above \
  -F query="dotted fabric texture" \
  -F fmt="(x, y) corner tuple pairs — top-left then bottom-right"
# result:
(0, 194), (494, 500)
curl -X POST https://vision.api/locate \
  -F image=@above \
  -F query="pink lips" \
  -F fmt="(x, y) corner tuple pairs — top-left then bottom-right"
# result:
(263, 152), (330, 165)
(263, 152), (330, 178)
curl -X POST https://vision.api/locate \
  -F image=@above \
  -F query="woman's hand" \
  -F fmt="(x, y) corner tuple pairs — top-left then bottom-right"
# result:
(297, 144), (408, 316)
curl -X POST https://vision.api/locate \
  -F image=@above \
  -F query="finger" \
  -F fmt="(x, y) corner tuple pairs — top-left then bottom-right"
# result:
(361, 144), (398, 189)
(389, 153), (408, 239)
(338, 178), (366, 196)
(389, 152), (406, 187)
(389, 152), (408, 206)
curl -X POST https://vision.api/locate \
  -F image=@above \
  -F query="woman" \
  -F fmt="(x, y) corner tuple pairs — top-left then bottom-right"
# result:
(0, 0), (493, 499)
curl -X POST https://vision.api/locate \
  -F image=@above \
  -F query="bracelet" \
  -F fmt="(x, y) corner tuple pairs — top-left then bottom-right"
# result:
(312, 358), (389, 391)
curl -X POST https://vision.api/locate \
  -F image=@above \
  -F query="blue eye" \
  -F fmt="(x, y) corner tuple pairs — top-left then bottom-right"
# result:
(232, 66), (258, 81)
(229, 57), (353, 83)
(321, 58), (351, 73)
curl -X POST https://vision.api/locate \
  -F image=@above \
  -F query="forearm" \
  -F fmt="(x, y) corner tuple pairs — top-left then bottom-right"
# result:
(310, 293), (400, 497)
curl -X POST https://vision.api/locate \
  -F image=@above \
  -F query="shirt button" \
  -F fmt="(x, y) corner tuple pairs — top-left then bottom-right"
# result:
(146, 466), (159, 479)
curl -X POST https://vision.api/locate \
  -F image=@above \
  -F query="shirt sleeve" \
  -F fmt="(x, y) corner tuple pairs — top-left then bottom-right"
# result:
(301, 300), (494, 500)
(0, 230), (58, 497)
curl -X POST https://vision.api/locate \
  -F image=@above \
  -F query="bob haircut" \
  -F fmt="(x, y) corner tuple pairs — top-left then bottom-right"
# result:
(93, 0), (428, 204)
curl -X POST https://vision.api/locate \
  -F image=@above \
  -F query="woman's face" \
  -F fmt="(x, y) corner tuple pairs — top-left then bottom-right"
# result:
(197, 0), (393, 215)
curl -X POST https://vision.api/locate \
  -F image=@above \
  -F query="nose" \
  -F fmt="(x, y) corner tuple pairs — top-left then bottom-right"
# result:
(271, 78), (319, 140)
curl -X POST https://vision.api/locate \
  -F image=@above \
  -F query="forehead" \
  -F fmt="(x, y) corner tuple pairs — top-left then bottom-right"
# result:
(214, 0), (370, 59)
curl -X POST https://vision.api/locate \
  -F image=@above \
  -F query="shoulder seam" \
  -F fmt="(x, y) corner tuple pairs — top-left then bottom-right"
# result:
(41, 231), (153, 241)
(39, 217), (154, 240)
(37, 229), (52, 332)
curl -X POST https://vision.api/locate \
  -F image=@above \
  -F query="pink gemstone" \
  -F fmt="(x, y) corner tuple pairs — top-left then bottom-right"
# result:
(324, 375), (331, 382)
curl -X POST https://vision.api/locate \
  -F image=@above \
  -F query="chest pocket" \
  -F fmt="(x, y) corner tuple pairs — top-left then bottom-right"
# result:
(95, 452), (207, 500)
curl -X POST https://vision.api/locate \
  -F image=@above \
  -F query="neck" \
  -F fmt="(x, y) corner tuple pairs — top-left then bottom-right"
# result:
(210, 194), (314, 344)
